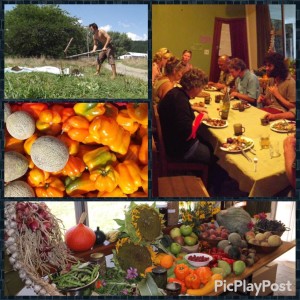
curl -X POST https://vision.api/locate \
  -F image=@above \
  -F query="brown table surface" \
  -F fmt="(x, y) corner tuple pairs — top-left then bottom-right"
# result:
(207, 241), (295, 296)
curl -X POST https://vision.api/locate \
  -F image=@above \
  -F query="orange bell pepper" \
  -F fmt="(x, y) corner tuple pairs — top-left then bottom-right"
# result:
(175, 264), (191, 281)
(104, 103), (119, 119)
(90, 165), (120, 193)
(27, 167), (50, 187)
(89, 116), (130, 155)
(73, 103), (105, 121)
(61, 155), (86, 179)
(127, 103), (148, 126)
(97, 187), (126, 197)
(57, 133), (80, 155)
(76, 144), (99, 160)
(62, 115), (90, 142)
(138, 134), (148, 165)
(185, 273), (201, 290)
(121, 144), (140, 164)
(24, 133), (39, 155)
(83, 146), (117, 171)
(140, 165), (148, 195)
(65, 172), (96, 196)
(5, 135), (25, 154)
(51, 104), (64, 115)
(115, 160), (142, 194)
(116, 109), (139, 134)
(35, 176), (65, 197)
(36, 109), (62, 135)
(20, 103), (48, 119)
(195, 267), (213, 285)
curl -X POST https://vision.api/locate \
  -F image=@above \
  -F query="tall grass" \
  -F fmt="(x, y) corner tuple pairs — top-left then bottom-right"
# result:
(4, 57), (148, 99)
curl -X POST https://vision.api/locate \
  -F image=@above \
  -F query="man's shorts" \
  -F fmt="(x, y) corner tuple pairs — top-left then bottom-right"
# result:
(97, 44), (115, 65)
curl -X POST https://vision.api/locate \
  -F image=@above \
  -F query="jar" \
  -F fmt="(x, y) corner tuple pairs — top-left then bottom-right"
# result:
(165, 282), (181, 296)
(90, 252), (106, 277)
(151, 266), (167, 289)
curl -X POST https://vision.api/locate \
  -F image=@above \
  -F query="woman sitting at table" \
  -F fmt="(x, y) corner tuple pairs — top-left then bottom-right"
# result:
(158, 68), (211, 164)
(181, 49), (193, 73)
(228, 58), (259, 105)
(257, 52), (296, 114)
(152, 56), (185, 104)
(152, 50), (172, 86)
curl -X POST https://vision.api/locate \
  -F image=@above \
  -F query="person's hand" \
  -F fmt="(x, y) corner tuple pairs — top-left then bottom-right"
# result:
(230, 91), (238, 98)
(264, 113), (277, 121)
(268, 85), (281, 98)
(191, 105), (208, 114)
(202, 112), (209, 120)
(102, 47), (107, 51)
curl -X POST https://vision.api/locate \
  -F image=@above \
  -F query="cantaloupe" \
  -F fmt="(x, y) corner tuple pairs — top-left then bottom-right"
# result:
(30, 136), (69, 172)
(4, 151), (29, 183)
(4, 180), (35, 197)
(6, 111), (35, 140)
(4, 103), (11, 123)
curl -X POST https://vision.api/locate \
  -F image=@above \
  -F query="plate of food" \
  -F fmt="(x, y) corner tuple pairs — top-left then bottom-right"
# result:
(202, 118), (228, 128)
(231, 101), (251, 110)
(220, 136), (254, 152)
(204, 85), (218, 92)
(270, 120), (296, 133)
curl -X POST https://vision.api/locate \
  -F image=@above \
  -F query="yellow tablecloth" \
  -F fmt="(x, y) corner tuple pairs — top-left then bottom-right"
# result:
(191, 91), (291, 197)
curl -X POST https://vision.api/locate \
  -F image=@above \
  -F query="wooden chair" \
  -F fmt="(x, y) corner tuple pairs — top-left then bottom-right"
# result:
(153, 104), (208, 186)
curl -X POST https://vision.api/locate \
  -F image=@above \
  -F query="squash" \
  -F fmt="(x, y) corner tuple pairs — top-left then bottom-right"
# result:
(4, 103), (11, 123)
(4, 151), (29, 183)
(30, 136), (69, 172)
(4, 180), (35, 197)
(6, 111), (36, 140)
(216, 207), (252, 235)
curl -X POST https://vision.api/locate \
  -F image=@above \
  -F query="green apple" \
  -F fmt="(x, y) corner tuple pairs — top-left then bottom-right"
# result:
(184, 236), (197, 246)
(170, 227), (181, 239)
(190, 232), (199, 241)
(180, 225), (193, 236)
(170, 242), (182, 255)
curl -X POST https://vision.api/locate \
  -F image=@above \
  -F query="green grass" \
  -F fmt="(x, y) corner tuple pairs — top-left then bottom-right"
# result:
(4, 57), (147, 99)
(120, 58), (148, 70)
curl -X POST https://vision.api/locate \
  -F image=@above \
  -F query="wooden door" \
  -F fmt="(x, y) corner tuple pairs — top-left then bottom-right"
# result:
(210, 18), (249, 82)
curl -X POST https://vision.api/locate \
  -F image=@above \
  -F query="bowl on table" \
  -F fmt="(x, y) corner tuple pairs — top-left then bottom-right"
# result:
(247, 241), (282, 254)
(185, 253), (213, 267)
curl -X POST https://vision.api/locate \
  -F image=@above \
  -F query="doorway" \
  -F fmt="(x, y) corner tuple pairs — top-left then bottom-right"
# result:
(210, 17), (249, 82)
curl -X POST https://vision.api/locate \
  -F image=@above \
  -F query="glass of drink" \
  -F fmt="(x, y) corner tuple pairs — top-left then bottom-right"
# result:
(260, 134), (270, 149)
(269, 141), (281, 158)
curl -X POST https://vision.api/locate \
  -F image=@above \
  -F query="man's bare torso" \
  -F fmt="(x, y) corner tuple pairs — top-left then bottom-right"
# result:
(94, 29), (108, 45)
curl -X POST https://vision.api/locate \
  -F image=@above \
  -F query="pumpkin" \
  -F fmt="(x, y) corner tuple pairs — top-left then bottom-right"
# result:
(4, 151), (29, 183)
(6, 111), (36, 140)
(30, 136), (69, 172)
(4, 180), (35, 197)
(65, 212), (96, 251)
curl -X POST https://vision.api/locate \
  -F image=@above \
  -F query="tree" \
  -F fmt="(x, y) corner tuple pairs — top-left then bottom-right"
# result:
(107, 31), (132, 57)
(5, 5), (86, 58)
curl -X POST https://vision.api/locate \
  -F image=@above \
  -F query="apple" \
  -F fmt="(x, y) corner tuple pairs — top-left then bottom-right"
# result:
(173, 235), (185, 246)
(180, 225), (193, 236)
(170, 227), (181, 239)
(190, 232), (199, 241)
(170, 242), (182, 255)
(184, 236), (197, 246)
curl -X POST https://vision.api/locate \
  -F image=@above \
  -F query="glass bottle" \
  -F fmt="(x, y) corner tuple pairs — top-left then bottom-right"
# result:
(220, 86), (230, 120)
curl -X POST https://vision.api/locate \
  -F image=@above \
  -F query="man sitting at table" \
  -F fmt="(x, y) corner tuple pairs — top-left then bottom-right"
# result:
(228, 58), (259, 105)
(208, 55), (235, 90)
(158, 68), (211, 164)
(257, 52), (296, 114)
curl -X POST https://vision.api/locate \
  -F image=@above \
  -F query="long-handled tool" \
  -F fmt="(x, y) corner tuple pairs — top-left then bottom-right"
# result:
(64, 37), (73, 55)
(66, 49), (103, 59)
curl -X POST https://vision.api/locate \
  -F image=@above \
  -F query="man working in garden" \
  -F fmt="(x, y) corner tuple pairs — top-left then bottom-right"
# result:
(89, 23), (117, 79)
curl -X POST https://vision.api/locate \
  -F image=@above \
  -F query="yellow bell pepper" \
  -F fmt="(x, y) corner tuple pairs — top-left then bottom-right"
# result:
(120, 144), (140, 164)
(89, 116), (130, 155)
(24, 133), (38, 155)
(57, 133), (80, 155)
(97, 187), (127, 197)
(36, 109), (62, 135)
(115, 160), (142, 194)
(27, 167), (50, 187)
(140, 165), (148, 195)
(90, 165), (120, 193)
(116, 109), (139, 134)
(127, 103), (148, 126)
(104, 103), (119, 119)
(73, 103), (105, 121)
(83, 146), (117, 171)
(35, 176), (65, 197)
(138, 134), (148, 165)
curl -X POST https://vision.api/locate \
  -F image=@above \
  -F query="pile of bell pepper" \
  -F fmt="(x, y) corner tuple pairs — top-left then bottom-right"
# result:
(167, 262), (223, 295)
(5, 102), (148, 198)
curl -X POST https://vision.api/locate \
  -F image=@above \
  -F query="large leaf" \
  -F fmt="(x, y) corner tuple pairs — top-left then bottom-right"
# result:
(137, 273), (165, 296)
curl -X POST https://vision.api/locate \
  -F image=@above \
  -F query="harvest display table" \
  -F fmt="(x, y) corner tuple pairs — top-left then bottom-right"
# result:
(207, 241), (295, 296)
(193, 91), (291, 197)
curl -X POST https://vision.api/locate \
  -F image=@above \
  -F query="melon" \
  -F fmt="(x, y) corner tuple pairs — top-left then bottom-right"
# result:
(6, 111), (35, 140)
(4, 103), (12, 123)
(4, 151), (29, 183)
(30, 136), (69, 172)
(4, 180), (35, 197)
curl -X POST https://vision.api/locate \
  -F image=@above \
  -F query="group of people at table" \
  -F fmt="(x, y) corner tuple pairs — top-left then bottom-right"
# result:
(152, 48), (296, 194)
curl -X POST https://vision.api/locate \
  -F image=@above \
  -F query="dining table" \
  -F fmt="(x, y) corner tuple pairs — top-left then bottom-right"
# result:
(190, 89), (293, 197)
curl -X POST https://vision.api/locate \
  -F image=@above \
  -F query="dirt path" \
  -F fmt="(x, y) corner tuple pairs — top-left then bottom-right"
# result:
(103, 62), (147, 81)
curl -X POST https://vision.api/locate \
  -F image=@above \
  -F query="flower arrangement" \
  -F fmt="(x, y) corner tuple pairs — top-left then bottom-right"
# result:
(180, 201), (221, 232)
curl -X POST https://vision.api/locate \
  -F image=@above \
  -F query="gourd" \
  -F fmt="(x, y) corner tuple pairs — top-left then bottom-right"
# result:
(30, 136), (69, 172)
(216, 207), (252, 235)
(4, 103), (11, 123)
(4, 151), (29, 183)
(6, 111), (36, 140)
(65, 212), (96, 252)
(4, 180), (35, 197)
